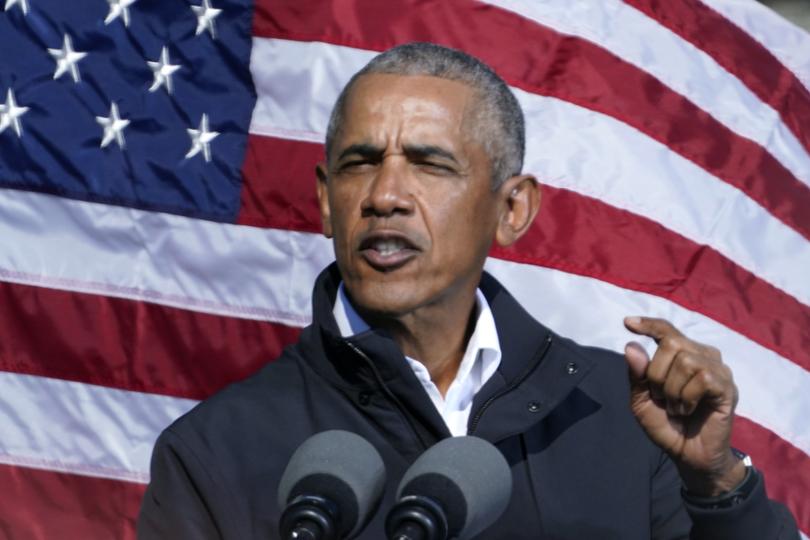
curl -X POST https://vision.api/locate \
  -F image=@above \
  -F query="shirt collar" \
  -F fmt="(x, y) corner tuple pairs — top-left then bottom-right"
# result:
(333, 282), (371, 337)
(333, 283), (502, 381)
(455, 288), (501, 387)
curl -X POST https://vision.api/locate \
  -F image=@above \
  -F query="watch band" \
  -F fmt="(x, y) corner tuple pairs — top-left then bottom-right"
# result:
(682, 448), (758, 510)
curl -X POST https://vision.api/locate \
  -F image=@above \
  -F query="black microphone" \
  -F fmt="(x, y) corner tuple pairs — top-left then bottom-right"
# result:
(277, 430), (386, 540)
(385, 436), (512, 540)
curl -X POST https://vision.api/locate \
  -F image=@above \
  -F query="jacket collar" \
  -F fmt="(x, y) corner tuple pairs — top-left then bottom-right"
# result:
(304, 263), (416, 385)
(467, 272), (599, 442)
(300, 263), (600, 445)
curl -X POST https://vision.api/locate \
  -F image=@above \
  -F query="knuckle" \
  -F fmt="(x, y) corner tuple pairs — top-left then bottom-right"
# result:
(689, 372), (704, 387)
(659, 335), (681, 350)
(705, 345), (722, 360)
(673, 350), (697, 370)
(695, 369), (713, 387)
(681, 349), (723, 374)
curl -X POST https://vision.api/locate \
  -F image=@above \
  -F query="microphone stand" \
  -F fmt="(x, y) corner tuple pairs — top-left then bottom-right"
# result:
(386, 495), (448, 540)
(279, 495), (339, 540)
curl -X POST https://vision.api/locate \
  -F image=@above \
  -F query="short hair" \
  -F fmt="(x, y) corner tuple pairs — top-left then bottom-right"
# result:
(324, 42), (525, 189)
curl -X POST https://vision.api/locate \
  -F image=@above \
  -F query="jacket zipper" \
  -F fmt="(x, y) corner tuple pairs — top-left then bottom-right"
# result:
(343, 340), (431, 451)
(468, 334), (554, 436)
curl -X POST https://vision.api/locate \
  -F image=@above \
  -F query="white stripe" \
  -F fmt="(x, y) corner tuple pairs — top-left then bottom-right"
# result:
(249, 39), (366, 142)
(0, 187), (334, 326)
(483, 257), (810, 457)
(0, 372), (196, 483)
(248, 37), (810, 308)
(0, 206), (806, 458)
(483, 0), (810, 189)
(702, 0), (810, 92)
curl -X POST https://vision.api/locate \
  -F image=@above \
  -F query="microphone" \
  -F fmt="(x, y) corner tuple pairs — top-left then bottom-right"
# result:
(277, 430), (386, 540)
(385, 436), (512, 540)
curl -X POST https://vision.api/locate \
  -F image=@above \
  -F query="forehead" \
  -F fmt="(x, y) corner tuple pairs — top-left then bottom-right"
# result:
(338, 74), (479, 144)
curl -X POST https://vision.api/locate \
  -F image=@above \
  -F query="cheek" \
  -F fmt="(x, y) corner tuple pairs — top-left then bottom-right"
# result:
(328, 192), (360, 238)
(428, 192), (495, 256)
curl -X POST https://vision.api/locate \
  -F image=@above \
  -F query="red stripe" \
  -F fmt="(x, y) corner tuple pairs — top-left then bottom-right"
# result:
(626, 0), (810, 158)
(239, 132), (324, 233)
(252, 0), (810, 242)
(731, 417), (810, 536)
(0, 280), (301, 401)
(0, 464), (145, 540)
(494, 188), (810, 373)
(240, 134), (810, 374)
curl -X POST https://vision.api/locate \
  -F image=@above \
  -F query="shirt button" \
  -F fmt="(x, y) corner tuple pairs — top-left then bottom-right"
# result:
(358, 391), (372, 406)
(566, 362), (579, 375)
(527, 401), (542, 413)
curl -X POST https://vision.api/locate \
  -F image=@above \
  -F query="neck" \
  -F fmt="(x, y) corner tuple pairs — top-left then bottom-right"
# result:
(360, 290), (478, 397)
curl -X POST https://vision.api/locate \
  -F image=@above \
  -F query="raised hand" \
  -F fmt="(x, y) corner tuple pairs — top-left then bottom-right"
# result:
(623, 317), (746, 496)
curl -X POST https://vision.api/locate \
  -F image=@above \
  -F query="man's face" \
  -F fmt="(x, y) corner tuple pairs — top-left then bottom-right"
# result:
(317, 74), (503, 319)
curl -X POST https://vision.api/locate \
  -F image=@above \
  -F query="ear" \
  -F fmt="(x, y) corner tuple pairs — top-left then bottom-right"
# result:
(316, 162), (333, 238)
(494, 174), (540, 247)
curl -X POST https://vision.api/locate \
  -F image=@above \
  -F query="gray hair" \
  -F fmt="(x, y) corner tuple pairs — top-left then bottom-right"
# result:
(324, 42), (525, 188)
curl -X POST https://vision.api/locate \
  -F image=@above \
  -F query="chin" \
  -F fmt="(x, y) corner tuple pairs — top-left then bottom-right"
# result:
(354, 291), (417, 318)
(345, 278), (426, 319)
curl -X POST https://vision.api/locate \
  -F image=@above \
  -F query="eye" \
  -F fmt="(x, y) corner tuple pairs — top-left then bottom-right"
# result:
(339, 160), (375, 173)
(417, 161), (456, 175)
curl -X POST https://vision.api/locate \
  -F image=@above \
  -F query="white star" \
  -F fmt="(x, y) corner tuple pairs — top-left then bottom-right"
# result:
(96, 102), (130, 149)
(104, 0), (137, 27)
(4, 0), (29, 15)
(147, 46), (181, 94)
(0, 88), (30, 138)
(48, 34), (88, 83)
(191, 0), (221, 38)
(186, 114), (219, 162)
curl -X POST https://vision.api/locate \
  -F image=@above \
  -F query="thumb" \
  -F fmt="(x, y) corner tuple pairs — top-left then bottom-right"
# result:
(624, 341), (650, 382)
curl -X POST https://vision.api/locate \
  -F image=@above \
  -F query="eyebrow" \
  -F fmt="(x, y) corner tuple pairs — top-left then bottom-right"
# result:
(403, 144), (460, 165)
(336, 143), (384, 163)
(335, 142), (461, 166)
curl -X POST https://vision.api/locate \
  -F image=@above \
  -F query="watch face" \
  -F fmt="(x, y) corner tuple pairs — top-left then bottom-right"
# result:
(731, 447), (754, 467)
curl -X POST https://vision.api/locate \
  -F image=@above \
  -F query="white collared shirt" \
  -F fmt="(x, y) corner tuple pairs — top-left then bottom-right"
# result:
(333, 283), (502, 436)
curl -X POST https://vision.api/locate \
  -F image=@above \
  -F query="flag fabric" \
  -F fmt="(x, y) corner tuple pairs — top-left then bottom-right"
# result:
(0, 0), (808, 538)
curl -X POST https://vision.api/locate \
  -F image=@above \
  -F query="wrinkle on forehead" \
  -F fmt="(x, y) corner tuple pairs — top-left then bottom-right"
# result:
(339, 74), (482, 158)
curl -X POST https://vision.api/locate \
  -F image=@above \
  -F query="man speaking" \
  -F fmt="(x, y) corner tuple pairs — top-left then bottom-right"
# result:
(138, 43), (799, 539)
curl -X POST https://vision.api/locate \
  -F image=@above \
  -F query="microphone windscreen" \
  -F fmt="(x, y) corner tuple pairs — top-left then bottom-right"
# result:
(278, 430), (386, 536)
(396, 436), (512, 539)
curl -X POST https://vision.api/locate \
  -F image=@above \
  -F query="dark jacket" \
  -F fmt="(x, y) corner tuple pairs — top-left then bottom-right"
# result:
(138, 264), (799, 539)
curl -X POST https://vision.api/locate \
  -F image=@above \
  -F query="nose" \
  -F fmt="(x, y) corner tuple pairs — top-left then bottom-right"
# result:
(360, 156), (414, 218)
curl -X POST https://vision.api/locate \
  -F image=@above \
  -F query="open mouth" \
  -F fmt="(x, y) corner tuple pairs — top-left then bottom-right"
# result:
(358, 232), (420, 271)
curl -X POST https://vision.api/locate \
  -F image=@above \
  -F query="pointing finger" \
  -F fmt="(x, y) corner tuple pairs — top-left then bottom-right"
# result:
(624, 316), (684, 342)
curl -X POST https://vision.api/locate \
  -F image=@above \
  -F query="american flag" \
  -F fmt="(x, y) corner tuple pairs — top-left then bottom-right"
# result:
(0, 0), (808, 538)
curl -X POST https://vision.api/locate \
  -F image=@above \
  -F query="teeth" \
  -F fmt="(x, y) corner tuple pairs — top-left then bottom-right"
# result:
(373, 239), (405, 256)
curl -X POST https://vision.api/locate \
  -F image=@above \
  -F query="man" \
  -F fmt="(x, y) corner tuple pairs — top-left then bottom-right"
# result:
(138, 43), (799, 539)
